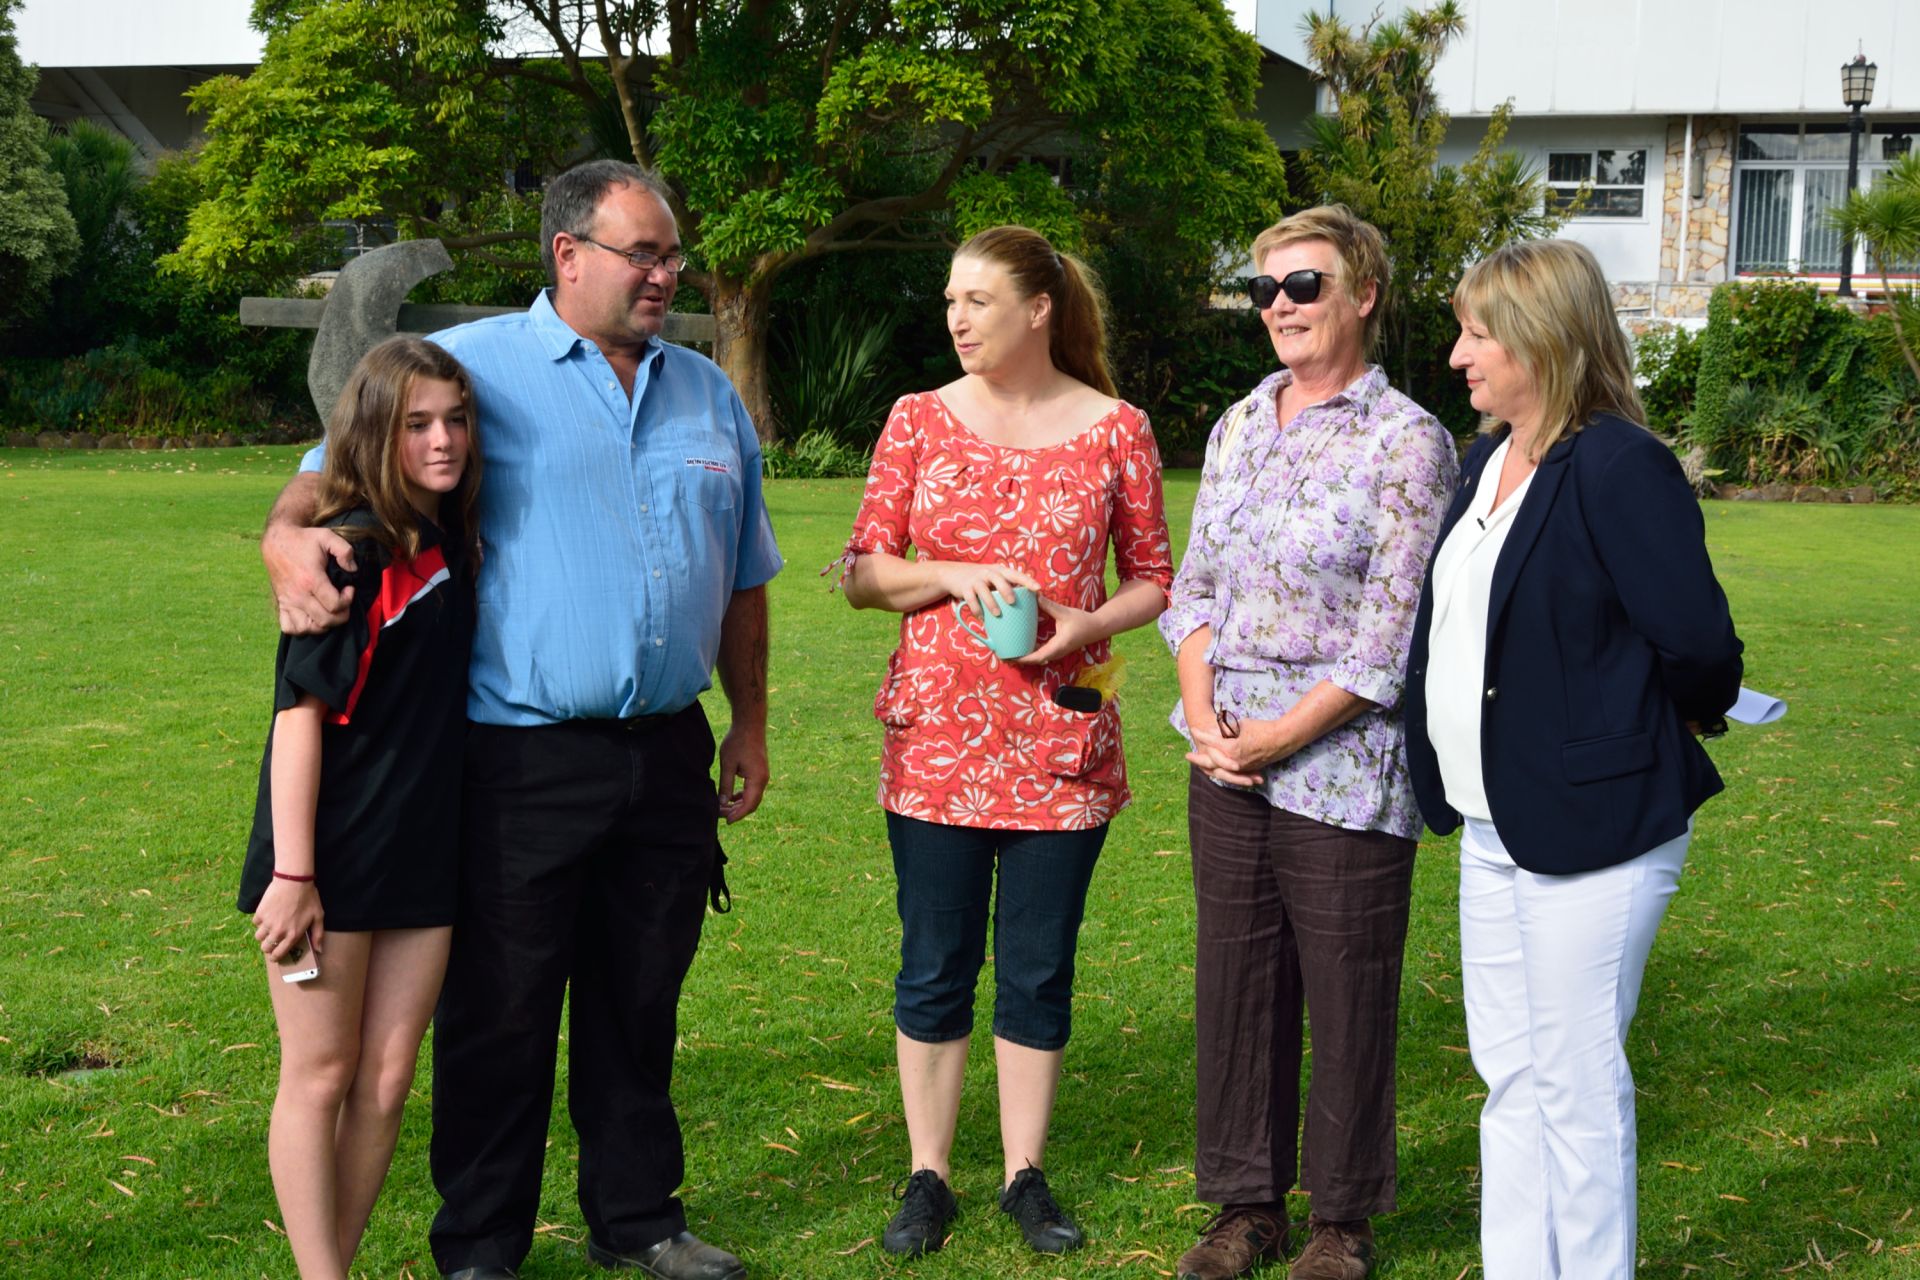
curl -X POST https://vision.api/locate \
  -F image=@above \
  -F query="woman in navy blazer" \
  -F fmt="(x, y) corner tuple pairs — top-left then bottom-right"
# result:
(1403, 240), (1742, 1279)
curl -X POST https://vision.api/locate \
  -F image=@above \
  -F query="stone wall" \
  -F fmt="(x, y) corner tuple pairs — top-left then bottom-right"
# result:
(1651, 115), (1737, 319)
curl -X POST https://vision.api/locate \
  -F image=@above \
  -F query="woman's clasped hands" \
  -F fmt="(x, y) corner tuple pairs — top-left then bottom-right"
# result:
(1185, 709), (1290, 789)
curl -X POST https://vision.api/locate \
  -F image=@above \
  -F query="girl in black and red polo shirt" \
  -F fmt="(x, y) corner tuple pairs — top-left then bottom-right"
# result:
(237, 336), (481, 1280)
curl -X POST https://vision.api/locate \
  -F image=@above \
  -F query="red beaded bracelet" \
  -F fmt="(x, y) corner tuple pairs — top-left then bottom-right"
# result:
(272, 870), (316, 883)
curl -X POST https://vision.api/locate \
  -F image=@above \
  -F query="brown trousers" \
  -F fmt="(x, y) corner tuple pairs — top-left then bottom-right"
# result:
(1188, 768), (1417, 1219)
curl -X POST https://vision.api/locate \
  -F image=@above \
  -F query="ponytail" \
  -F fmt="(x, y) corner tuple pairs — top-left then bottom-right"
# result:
(954, 225), (1116, 397)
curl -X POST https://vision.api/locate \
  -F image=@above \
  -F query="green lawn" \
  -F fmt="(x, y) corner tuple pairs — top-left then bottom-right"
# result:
(1, 446), (1914, 1279)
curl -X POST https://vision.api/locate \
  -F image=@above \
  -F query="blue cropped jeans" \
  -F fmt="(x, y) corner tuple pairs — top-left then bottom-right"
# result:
(886, 812), (1108, 1052)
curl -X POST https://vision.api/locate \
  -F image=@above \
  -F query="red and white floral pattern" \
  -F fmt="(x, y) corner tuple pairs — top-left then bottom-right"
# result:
(847, 392), (1174, 831)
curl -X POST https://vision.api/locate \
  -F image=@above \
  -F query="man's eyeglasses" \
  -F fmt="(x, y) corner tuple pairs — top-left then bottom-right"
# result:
(576, 236), (688, 275)
(1247, 269), (1334, 309)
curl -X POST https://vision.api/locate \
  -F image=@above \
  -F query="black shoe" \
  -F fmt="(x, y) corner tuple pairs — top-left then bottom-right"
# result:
(882, 1168), (959, 1257)
(587, 1232), (746, 1280)
(441, 1269), (519, 1280)
(998, 1164), (1083, 1254)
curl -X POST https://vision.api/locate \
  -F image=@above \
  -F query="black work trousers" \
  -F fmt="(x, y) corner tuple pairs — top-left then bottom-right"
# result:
(429, 707), (719, 1274)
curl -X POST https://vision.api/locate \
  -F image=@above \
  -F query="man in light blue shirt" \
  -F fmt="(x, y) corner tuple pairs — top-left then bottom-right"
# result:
(264, 161), (781, 1280)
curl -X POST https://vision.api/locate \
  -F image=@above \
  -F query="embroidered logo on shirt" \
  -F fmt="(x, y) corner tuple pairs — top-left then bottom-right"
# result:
(685, 456), (733, 474)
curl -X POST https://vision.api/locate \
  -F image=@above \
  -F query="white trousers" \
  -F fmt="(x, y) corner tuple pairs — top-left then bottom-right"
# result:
(1459, 817), (1689, 1280)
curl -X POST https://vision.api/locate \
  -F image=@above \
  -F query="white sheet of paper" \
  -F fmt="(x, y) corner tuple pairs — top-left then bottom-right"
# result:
(1727, 686), (1787, 725)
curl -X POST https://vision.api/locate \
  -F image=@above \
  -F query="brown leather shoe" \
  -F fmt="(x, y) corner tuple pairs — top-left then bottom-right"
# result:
(1287, 1214), (1373, 1280)
(1175, 1206), (1288, 1280)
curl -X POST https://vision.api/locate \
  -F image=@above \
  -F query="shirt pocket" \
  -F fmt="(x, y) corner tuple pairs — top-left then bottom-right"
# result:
(676, 464), (739, 511)
(872, 652), (922, 729)
(1027, 695), (1121, 780)
(1562, 728), (1654, 785)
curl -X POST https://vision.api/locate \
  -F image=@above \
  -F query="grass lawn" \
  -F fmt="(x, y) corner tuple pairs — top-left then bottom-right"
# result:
(1, 445), (1915, 1279)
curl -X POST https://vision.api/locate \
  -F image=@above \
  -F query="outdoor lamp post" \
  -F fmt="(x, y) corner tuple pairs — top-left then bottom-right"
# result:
(1838, 52), (1878, 297)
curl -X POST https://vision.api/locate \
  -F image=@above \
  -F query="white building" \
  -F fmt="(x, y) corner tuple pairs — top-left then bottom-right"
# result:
(1249, 0), (1919, 318)
(15, 0), (261, 160)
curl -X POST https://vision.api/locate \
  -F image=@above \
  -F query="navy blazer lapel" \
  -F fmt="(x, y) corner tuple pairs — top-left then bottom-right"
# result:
(1430, 430), (1499, 551)
(1485, 431), (1575, 640)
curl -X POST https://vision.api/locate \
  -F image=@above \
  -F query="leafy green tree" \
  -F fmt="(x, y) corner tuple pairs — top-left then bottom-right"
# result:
(1829, 152), (1920, 388)
(40, 120), (143, 352)
(167, 0), (579, 290)
(0, 0), (80, 330)
(171, 0), (1285, 439)
(1298, 0), (1563, 428)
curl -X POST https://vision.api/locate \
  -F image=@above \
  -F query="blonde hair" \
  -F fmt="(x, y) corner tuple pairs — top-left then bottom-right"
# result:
(1452, 239), (1645, 461)
(1249, 204), (1392, 357)
(318, 336), (483, 569)
(954, 225), (1117, 397)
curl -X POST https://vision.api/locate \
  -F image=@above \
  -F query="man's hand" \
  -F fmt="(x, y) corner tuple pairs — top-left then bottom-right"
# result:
(263, 472), (355, 634)
(265, 523), (357, 634)
(715, 585), (770, 823)
(717, 723), (769, 823)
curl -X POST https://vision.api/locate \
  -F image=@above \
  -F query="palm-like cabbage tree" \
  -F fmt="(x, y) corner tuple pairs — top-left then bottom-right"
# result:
(1829, 152), (1920, 387)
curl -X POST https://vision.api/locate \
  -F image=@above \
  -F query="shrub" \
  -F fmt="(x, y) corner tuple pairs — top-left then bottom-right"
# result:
(771, 305), (901, 447)
(761, 429), (871, 480)
(2, 144), (314, 434)
(0, 341), (281, 437)
(1634, 324), (1700, 432)
(1682, 280), (1919, 490)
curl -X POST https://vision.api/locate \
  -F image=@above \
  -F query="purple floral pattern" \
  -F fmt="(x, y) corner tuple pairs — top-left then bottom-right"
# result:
(1160, 366), (1456, 838)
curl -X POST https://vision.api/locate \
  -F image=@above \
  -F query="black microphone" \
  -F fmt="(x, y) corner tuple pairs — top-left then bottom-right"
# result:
(1475, 516), (1486, 530)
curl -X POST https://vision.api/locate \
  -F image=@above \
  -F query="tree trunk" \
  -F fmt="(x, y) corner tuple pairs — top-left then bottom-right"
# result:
(710, 273), (778, 445)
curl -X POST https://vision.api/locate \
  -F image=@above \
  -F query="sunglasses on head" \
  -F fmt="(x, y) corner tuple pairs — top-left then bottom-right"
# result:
(1247, 269), (1334, 309)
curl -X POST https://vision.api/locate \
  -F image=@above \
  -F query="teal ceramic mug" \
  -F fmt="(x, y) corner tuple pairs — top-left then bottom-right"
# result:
(953, 586), (1039, 660)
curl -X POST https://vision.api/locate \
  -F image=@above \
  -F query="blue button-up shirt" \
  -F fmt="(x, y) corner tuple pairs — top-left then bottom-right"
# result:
(303, 290), (783, 725)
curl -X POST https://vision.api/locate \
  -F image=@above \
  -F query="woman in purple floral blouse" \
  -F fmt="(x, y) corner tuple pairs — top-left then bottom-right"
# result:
(1160, 206), (1456, 1280)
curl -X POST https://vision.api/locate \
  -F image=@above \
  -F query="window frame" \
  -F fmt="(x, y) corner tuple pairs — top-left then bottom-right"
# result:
(1545, 147), (1651, 221)
(1732, 120), (1918, 277)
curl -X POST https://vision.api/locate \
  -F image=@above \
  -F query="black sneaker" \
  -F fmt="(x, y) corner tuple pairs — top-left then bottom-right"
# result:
(997, 1164), (1083, 1254)
(882, 1168), (959, 1257)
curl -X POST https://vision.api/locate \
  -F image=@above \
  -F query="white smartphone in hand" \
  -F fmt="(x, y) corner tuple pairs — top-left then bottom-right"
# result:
(278, 931), (320, 984)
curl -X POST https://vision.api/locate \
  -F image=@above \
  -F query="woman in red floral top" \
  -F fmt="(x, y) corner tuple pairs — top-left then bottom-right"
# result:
(842, 226), (1173, 1260)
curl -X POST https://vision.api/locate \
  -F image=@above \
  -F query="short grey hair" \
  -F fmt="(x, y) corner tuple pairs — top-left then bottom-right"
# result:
(539, 160), (675, 282)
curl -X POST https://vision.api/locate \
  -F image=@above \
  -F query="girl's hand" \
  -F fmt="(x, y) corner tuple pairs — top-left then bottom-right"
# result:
(937, 561), (1040, 622)
(253, 878), (325, 963)
(1015, 596), (1100, 666)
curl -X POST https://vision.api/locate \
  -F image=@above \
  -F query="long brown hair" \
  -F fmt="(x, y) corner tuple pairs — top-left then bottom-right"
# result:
(316, 336), (483, 570)
(1452, 239), (1645, 461)
(954, 225), (1117, 397)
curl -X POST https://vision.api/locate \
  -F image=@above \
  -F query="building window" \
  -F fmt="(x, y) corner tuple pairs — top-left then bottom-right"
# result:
(1547, 149), (1647, 217)
(1733, 121), (1918, 274)
(314, 219), (397, 272)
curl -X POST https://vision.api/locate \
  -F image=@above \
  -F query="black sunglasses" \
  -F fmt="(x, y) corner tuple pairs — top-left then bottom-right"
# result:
(1247, 269), (1334, 309)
